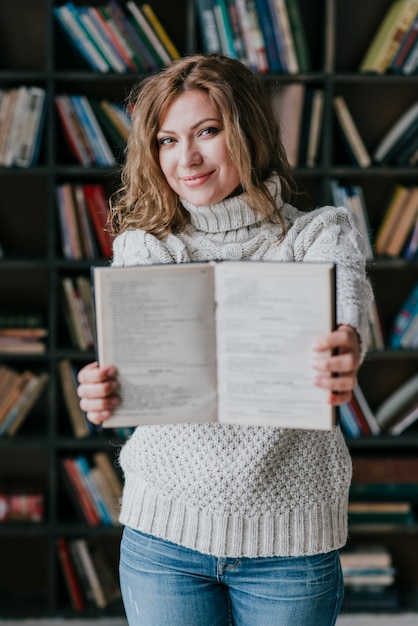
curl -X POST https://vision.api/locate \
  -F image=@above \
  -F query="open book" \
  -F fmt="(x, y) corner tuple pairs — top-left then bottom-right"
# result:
(93, 261), (336, 430)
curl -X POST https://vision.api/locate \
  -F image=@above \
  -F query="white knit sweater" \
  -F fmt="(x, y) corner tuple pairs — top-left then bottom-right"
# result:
(113, 175), (373, 558)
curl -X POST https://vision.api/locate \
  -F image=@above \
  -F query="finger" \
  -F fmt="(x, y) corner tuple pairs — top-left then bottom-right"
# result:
(313, 326), (358, 354)
(314, 372), (357, 394)
(313, 352), (358, 375)
(77, 362), (118, 384)
(77, 378), (119, 400)
(85, 409), (114, 426)
(80, 395), (120, 415)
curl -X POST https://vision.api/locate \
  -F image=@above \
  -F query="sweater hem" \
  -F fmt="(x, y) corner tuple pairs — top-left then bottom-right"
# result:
(118, 476), (349, 558)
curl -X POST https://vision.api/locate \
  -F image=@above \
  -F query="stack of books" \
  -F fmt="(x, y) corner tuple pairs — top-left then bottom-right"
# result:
(340, 545), (400, 612)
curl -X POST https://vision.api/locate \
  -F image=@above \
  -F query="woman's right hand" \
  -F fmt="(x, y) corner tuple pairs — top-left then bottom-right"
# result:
(77, 361), (120, 425)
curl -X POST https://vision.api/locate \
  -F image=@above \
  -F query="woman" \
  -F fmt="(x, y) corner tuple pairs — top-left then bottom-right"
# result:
(77, 54), (373, 625)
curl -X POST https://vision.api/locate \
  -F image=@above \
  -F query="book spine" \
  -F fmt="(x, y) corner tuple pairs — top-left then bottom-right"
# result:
(53, 4), (110, 73)
(77, 6), (127, 73)
(55, 94), (95, 166)
(14, 87), (47, 168)
(193, 0), (223, 54)
(56, 537), (86, 611)
(141, 3), (181, 60)
(126, 1), (172, 65)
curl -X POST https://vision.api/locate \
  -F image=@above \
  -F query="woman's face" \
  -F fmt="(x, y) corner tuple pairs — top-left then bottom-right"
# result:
(156, 90), (241, 206)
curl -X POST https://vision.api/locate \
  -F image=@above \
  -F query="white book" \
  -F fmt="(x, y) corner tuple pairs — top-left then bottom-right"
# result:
(373, 101), (418, 162)
(333, 96), (372, 168)
(14, 87), (46, 168)
(2, 86), (29, 167)
(93, 261), (337, 430)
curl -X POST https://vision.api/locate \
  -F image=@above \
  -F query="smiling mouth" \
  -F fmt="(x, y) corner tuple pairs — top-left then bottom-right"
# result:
(181, 171), (214, 184)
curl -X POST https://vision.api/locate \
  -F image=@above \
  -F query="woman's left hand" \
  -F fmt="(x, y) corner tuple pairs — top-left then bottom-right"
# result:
(312, 324), (361, 406)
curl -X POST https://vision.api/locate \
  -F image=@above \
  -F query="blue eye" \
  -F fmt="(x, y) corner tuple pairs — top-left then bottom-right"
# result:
(158, 137), (174, 146)
(201, 127), (219, 136)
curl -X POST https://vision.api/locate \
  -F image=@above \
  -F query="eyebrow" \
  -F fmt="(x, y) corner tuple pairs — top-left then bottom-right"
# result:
(157, 117), (222, 135)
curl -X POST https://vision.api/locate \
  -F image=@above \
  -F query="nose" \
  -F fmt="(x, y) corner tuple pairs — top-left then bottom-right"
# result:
(179, 139), (202, 167)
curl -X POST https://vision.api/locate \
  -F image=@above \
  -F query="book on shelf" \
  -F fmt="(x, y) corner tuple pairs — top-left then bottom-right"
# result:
(351, 456), (418, 488)
(75, 5), (127, 73)
(71, 538), (108, 609)
(237, 0), (270, 73)
(61, 456), (101, 526)
(388, 280), (418, 349)
(339, 384), (381, 439)
(375, 185), (418, 258)
(55, 94), (96, 166)
(212, 0), (240, 59)
(93, 451), (122, 505)
(348, 501), (416, 526)
(342, 586), (400, 612)
(305, 88), (324, 168)
(383, 186), (418, 258)
(69, 94), (116, 167)
(71, 538), (120, 608)
(87, 4), (141, 72)
(141, 3), (181, 61)
(0, 86), (46, 168)
(0, 326), (48, 355)
(373, 101), (418, 164)
(126, 1), (174, 66)
(58, 359), (92, 439)
(83, 183), (113, 258)
(389, 17), (418, 73)
(73, 455), (114, 526)
(0, 371), (49, 437)
(340, 545), (393, 571)
(104, 0), (159, 71)
(93, 261), (337, 430)
(194, 0), (224, 55)
(254, 0), (282, 72)
(56, 537), (86, 612)
(285, 0), (310, 72)
(359, 0), (418, 74)
(333, 95), (372, 168)
(53, 2), (111, 73)
(56, 184), (84, 261)
(61, 276), (95, 352)
(329, 180), (374, 260)
(0, 485), (44, 522)
(402, 35), (418, 74)
(374, 371), (418, 433)
(374, 184), (413, 257)
(268, 0), (299, 74)
(270, 82), (305, 167)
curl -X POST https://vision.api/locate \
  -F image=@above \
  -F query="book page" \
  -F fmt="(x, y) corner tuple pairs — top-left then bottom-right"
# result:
(94, 264), (218, 427)
(215, 262), (336, 430)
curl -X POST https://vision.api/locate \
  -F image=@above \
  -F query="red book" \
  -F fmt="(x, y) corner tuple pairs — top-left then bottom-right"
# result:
(61, 457), (101, 526)
(83, 184), (113, 258)
(56, 537), (86, 611)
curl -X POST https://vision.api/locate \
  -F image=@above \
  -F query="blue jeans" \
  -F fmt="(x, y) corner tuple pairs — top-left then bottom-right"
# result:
(119, 526), (344, 625)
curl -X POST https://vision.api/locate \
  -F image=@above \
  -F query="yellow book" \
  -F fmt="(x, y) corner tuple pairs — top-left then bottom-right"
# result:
(359, 0), (418, 73)
(374, 184), (411, 255)
(141, 3), (181, 61)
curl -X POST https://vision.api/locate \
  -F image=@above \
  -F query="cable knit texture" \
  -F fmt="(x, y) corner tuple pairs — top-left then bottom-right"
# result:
(114, 174), (373, 558)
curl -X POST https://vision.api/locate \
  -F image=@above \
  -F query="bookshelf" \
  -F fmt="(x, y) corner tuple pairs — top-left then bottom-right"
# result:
(0, 0), (417, 617)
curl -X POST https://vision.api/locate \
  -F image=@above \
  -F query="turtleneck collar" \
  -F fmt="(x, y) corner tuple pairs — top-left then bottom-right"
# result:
(180, 174), (283, 234)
